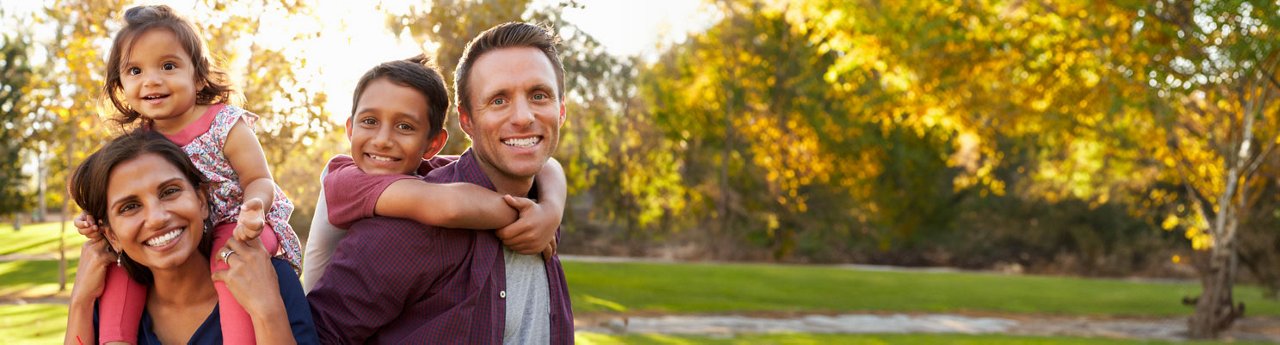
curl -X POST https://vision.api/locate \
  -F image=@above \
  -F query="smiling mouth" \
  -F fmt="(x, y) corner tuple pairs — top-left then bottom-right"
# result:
(145, 228), (184, 247)
(503, 136), (541, 148)
(365, 153), (399, 162)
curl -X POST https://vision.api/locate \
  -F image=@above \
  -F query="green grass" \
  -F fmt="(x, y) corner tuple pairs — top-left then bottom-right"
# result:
(0, 221), (88, 256)
(0, 304), (67, 344)
(564, 261), (1280, 317)
(577, 332), (1269, 344)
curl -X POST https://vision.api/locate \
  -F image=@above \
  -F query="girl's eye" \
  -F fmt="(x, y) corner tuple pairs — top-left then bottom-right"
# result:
(163, 62), (177, 70)
(127, 67), (141, 76)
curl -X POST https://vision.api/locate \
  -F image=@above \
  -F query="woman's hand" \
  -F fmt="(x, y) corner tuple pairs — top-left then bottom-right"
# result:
(211, 237), (296, 344)
(70, 238), (115, 304)
(211, 236), (283, 318)
(66, 237), (116, 344)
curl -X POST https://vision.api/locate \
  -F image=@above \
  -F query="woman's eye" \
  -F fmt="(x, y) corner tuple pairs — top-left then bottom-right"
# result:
(118, 203), (138, 214)
(160, 186), (181, 198)
(127, 67), (141, 76)
(163, 62), (177, 70)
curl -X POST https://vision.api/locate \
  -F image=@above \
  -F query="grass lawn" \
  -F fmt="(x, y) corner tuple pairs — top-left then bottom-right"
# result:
(0, 303), (67, 344)
(564, 261), (1280, 317)
(577, 332), (1271, 344)
(5, 221), (1280, 343)
(0, 221), (88, 257)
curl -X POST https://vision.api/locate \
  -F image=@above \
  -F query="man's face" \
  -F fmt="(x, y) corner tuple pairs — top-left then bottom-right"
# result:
(459, 47), (565, 182)
(348, 78), (445, 175)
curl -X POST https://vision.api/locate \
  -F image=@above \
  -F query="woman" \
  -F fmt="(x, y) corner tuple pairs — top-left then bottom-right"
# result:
(65, 130), (317, 344)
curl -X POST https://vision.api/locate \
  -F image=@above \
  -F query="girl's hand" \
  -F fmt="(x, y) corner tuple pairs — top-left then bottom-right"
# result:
(70, 238), (115, 304)
(234, 198), (266, 242)
(495, 195), (559, 256)
(73, 213), (103, 241)
(211, 236), (283, 318)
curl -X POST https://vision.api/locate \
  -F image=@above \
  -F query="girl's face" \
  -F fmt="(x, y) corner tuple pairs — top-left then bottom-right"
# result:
(119, 28), (203, 130)
(103, 153), (209, 272)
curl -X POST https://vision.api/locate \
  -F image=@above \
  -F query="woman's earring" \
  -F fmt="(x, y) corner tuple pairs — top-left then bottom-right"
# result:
(116, 253), (122, 267)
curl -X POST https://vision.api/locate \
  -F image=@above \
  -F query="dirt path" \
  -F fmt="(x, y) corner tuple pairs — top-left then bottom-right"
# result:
(576, 313), (1280, 342)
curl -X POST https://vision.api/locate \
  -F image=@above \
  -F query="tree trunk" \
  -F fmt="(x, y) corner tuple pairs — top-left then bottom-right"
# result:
(59, 126), (74, 292)
(1188, 234), (1243, 338)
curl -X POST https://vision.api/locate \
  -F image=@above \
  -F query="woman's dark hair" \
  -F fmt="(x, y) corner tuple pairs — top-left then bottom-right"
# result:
(69, 130), (214, 285)
(103, 5), (236, 128)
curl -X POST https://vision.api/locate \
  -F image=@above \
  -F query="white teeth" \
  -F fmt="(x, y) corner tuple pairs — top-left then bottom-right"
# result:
(503, 137), (539, 148)
(367, 154), (396, 162)
(145, 229), (182, 247)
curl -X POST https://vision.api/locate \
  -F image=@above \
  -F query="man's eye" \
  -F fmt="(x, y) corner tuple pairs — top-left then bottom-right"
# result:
(533, 93), (546, 100)
(493, 98), (506, 106)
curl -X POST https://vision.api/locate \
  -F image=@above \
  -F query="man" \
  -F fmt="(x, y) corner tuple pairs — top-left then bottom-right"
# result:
(306, 22), (574, 344)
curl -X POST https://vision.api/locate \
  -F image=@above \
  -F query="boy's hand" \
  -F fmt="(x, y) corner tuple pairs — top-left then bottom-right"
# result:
(73, 213), (103, 241)
(235, 198), (266, 242)
(496, 195), (558, 256)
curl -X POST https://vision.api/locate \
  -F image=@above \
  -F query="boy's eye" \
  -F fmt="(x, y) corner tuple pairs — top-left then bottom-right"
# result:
(360, 117), (376, 125)
(127, 67), (141, 76)
(163, 62), (177, 70)
(396, 123), (415, 131)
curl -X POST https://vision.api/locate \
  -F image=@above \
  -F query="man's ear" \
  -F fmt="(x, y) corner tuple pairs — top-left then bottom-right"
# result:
(559, 101), (566, 125)
(422, 130), (449, 160)
(458, 105), (474, 136)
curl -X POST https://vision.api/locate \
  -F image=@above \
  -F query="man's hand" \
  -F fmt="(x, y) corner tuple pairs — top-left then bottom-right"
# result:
(235, 198), (266, 242)
(495, 195), (558, 257)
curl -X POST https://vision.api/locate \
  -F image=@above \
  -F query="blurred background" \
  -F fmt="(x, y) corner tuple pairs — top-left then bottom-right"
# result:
(4, 0), (1280, 342)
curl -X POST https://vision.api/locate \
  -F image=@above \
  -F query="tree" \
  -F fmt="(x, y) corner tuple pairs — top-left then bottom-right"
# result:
(1133, 0), (1280, 337)
(0, 32), (36, 218)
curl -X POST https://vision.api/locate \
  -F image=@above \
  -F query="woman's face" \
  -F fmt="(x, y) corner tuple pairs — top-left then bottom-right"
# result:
(103, 153), (208, 271)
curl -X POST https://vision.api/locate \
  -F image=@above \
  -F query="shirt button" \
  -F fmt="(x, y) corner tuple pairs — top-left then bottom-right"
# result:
(500, 290), (507, 299)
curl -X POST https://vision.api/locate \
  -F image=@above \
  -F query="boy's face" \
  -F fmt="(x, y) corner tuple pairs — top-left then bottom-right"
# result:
(347, 78), (445, 175)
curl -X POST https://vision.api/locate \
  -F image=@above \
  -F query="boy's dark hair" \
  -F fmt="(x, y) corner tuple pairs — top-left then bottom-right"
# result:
(69, 130), (215, 286)
(350, 55), (450, 140)
(454, 22), (564, 114)
(103, 5), (236, 127)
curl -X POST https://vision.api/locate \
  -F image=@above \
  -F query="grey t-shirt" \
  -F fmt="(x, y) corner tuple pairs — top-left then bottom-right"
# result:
(502, 248), (550, 344)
